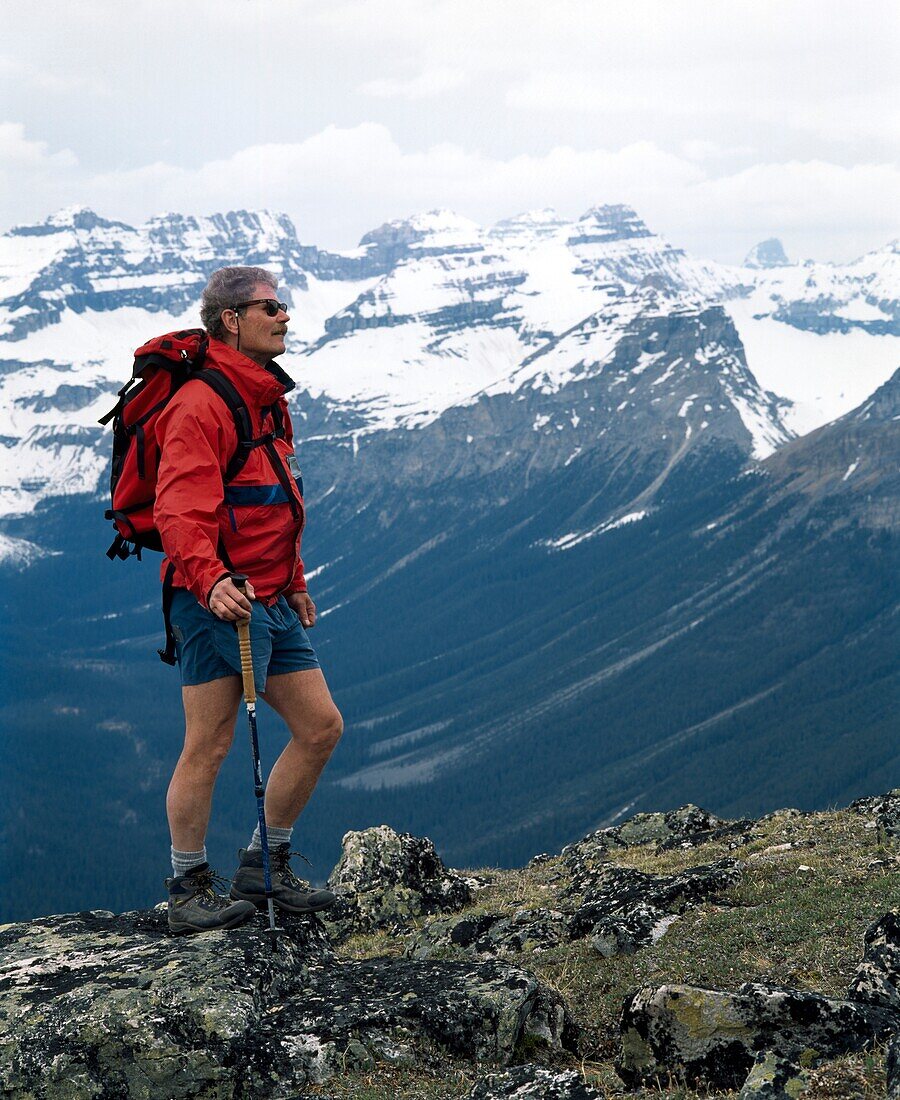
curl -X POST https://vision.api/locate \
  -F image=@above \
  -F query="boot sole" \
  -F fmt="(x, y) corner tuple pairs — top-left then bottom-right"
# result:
(168, 906), (256, 936)
(230, 887), (336, 914)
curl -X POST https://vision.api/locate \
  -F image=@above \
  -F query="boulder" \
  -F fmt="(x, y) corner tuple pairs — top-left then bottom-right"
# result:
(276, 955), (580, 1082)
(406, 908), (570, 961)
(618, 982), (899, 1090)
(849, 789), (900, 838)
(888, 1030), (900, 1099)
(561, 804), (753, 863)
(566, 859), (742, 945)
(0, 904), (578, 1098)
(322, 825), (472, 942)
(737, 1050), (810, 1098)
(849, 910), (900, 1012)
(588, 902), (678, 959)
(468, 1063), (602, 1098)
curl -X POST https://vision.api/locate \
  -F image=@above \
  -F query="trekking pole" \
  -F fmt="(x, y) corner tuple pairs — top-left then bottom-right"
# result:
(232, 573), (282, 952)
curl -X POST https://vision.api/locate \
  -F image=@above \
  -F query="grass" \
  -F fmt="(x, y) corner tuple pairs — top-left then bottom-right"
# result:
(308, 806), (899, 1098)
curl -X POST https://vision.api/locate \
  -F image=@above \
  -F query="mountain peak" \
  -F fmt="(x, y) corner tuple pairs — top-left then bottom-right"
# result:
(572, 205), (653, 245)
(850, 366), (900, 423)
(488, 208), (567, 243)
(9, 206), (133, 237)
(744, 238), (791, 269)
(358, 209), (482, 254)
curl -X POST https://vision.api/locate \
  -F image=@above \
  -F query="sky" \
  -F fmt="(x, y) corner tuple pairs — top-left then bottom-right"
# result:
(1, 0), (897, 264)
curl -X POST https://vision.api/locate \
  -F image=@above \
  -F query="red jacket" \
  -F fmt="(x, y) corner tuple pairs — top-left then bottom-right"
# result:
(152, 337), (307, 606)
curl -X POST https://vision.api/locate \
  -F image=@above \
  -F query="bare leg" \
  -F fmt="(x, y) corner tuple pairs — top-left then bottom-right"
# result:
(166, 677), (243, 851)
(260, 668), (343, 828)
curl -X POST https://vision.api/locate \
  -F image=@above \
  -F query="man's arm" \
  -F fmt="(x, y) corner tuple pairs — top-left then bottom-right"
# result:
(154, 393), (241, 611)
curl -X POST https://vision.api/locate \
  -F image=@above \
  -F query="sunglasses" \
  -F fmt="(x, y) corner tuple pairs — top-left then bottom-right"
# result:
(232, 298), (288, 317)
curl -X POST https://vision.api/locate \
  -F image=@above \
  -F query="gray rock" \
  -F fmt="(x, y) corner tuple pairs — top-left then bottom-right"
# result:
(848, 910), (900, 1012)
(588, 902), (677, 958)
(0, 905), (333, 1099)
(566, 859), (742, 943)
(849, 789), (900, 838)
(468, 1063), (602, 1098)
(322, 825), (472, 942)
(0, 904), (577, 1098)
(406, 907), (570, 961)
(558, 807), (755, 891)
(737, 1050), (810, 1098)
(888, 1030), (900, 1099)
(277, 955), (579, 1083)
(618, 981), (899, 1090)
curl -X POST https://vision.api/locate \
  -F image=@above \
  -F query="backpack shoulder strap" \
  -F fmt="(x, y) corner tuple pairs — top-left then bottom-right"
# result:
(192, 369), (255, 482)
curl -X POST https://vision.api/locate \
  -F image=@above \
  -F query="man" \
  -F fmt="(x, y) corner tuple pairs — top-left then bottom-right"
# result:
(155, 265), (342, 934)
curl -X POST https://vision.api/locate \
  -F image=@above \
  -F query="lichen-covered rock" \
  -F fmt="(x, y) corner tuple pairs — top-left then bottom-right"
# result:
(566, 859), (742, 943)
(737, 1051), (810, 1098)
(0, 905), (333, 1099)
(844, 906), (897, 1007)
(849, 789), (900, 838)
(849, 910), (900, 1012)
(468, 1063), (601, 1098)
(562, 804), (751, 863)
(277, 956), (579, 1081)
(588, 902), (678, 958)
(887, 1030), (900, 1099)
(0, 905), (578, 1098)
(322, 825), (472, 942)
(618, 982), (899, 1090)
(405, 908), (570, 961)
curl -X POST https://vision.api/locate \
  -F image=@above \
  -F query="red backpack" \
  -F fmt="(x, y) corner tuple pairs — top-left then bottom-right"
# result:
(99, 328), (284, 661)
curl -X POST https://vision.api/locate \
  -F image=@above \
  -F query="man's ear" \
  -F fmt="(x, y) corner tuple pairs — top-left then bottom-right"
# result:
(220, 307), (240, 337)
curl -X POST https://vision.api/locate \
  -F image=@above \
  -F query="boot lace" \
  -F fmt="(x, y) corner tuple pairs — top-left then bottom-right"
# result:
(187, 867), (234, 910)
(270, 848), (313, 889)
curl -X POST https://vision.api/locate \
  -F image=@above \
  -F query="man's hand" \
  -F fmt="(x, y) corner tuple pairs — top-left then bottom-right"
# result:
(209, 577), (255, 621)
(287, 590), (316, 628)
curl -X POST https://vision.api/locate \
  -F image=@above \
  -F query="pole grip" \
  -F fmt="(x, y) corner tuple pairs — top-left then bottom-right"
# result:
(232, 574), (257, 704)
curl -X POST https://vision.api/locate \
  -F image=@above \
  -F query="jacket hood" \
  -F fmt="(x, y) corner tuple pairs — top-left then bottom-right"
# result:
(134, 330), (295, 407)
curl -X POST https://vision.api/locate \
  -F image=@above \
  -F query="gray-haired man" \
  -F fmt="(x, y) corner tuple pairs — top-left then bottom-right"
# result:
(154, 266), (342, 933)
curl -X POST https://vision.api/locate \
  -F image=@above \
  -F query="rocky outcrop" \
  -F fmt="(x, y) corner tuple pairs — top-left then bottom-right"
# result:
(618, 905), (900, 1091)
(737, 1051), (810, 1098)
(565, 860), (742, 950)
(4, 803), (900, 1098)
(406, 908), (570, 961)
(0, 904), (577, 1098)
(321, 824), (474, 942)
(468, 1063), (601, 1098)
(618, 981), (898, 1090)
(851, 788), (900, 839)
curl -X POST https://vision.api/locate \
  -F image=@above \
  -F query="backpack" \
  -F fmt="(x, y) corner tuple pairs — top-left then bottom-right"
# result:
(98, 328), (286, 663)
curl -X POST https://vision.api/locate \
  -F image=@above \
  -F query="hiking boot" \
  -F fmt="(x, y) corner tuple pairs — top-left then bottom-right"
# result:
(165, 862), (256, 935)
(230, 844), (337, 914)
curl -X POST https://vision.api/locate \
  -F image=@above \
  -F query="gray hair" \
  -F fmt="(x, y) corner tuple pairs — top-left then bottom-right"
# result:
(200, 266), (278, 339)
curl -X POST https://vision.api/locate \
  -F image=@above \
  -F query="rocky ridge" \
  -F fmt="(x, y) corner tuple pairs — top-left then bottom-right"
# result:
(3, 791), (900, 1098)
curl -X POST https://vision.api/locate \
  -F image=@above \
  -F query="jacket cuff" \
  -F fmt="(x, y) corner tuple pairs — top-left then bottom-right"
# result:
(202, 570), (233, 609)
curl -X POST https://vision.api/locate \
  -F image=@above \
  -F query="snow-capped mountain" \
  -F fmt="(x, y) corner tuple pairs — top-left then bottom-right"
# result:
(3, 206), (897, 899)
(0, 203), (897, 523)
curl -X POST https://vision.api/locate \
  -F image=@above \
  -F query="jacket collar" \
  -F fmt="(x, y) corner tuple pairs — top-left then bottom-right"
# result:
(204, 336), (295, 406)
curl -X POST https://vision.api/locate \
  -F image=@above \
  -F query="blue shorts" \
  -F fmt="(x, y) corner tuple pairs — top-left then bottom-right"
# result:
(169, 588), (320, 691)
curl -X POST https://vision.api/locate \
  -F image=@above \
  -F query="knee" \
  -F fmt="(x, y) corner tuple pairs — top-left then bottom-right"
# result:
(182, 726), (234, 773)
(305, 708), (343, 754)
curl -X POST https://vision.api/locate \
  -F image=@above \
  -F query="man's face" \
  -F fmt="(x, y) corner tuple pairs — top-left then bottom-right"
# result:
(231, 282), (290, 362)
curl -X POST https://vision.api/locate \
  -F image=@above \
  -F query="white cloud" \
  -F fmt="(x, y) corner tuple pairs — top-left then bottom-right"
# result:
(0, 122), (77, 169)
(2, 120), (895, 264)
(360, 68), (467, 99)
(680, 140), (756, 162)
(0, 56), (107, 96)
